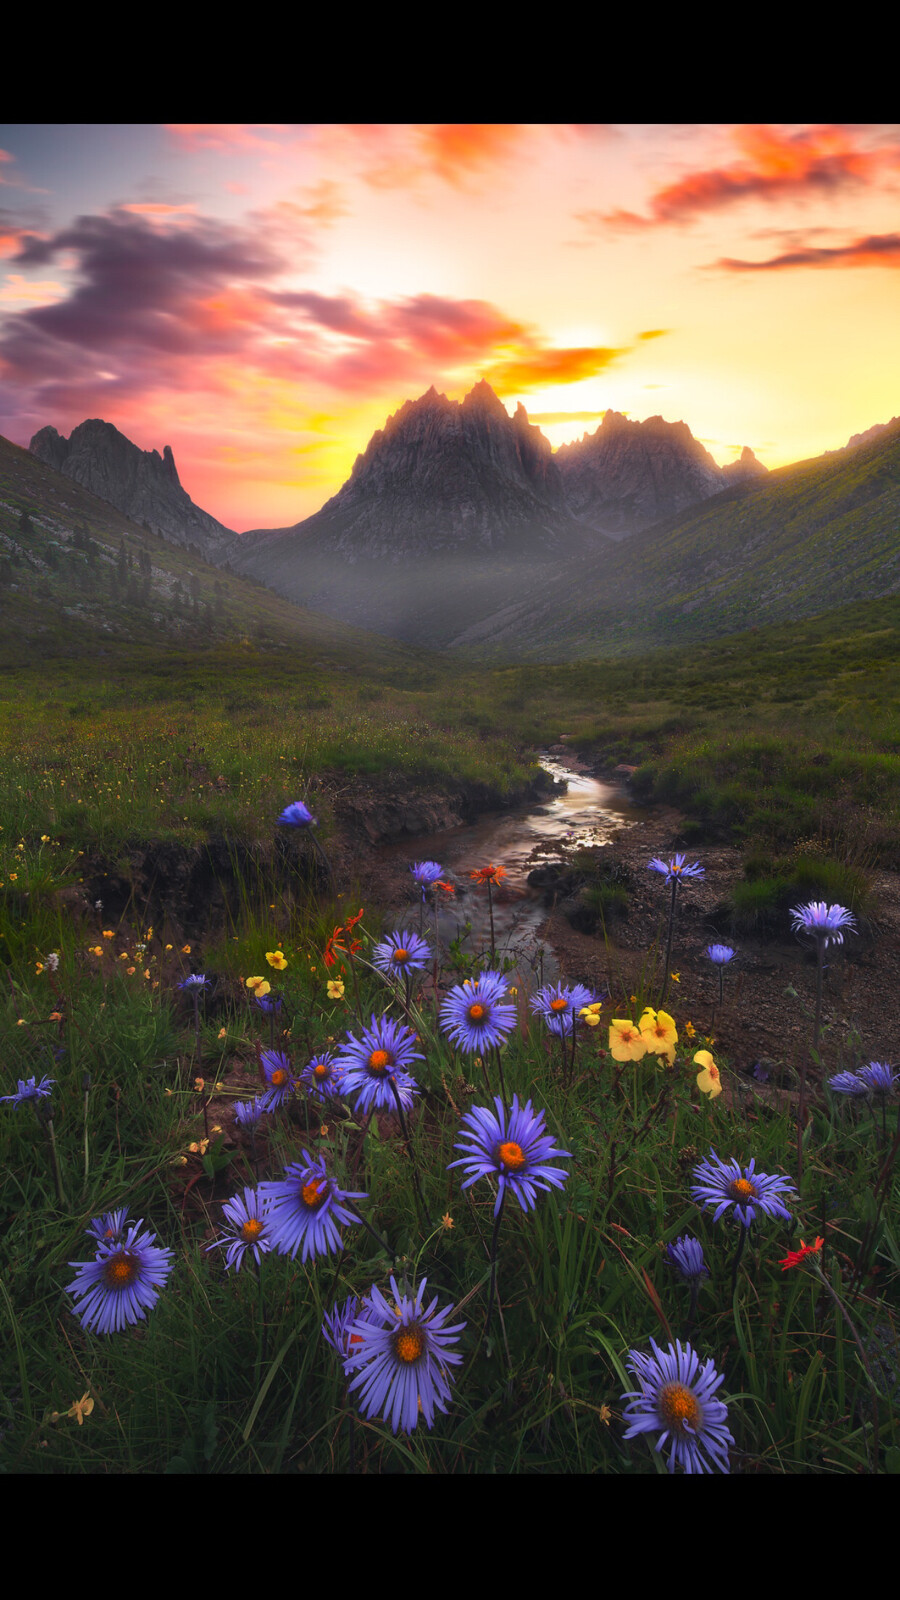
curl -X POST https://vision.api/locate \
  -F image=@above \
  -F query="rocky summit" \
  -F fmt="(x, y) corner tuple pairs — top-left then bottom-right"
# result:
(555, 411), (767, 540)
(239, 380), (596, 566)
(29, 419), (238, 564)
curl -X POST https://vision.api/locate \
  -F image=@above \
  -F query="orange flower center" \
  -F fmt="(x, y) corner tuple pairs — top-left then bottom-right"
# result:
(103, 1252), (137, 1288)
(392, 948), (409, 963)
(302, 1178), (327, 1208)
(731, 1177), (757, 1201)
(241, 1218), (263, 1241)
(271, 1069), (288, 1087)
(468, 1003), (486, 1021)
(314, 1063), (329, 1078)
(394, 1327), (424, 1364)
(498, 1141), (526, 1172)
(368, 1049), (392, 1073)
(550, 998), (569, 1012)
(658, 1382), (700, 1431)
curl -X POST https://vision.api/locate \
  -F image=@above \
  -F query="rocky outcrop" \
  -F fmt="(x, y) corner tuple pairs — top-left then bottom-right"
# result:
(556, 411), (766, 538)
(237, 381), (596, 566)
(721, 445), (768, 485)
(28, 419), (238, 563)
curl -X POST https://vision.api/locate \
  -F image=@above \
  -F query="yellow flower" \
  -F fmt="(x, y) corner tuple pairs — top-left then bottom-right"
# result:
(118, 952), (129, 961)
(694, 1050), (723, 1099)
(266, 950), (288, 970)
(48, 1011), (63, 1022)
(211, 1124), (223, 1135)
(441, 1213), (454, 1231)
(327, 979), (345, 1000)
(16, 1018), (25, 1026)
(245, 975), (271, 997)
(67, 1393), (94, 1426)
(9, 873), (17, 881)
(182, 945), (191, 954)
(35, 962), (44, 974)
(670, 972), (680, 983)
(639, 1007), (678, 1055)
(684, 1020), (696, 1040)
(165, 944), (173, 952)
(89, 946), (103, 957)
(143, 969), (150, 980)
(194, 1077), (205, 1091)
(41, 834), (50, 843)
(188, 1139), (210, 1156)
(125, 966), (135, 976)
(609, 1019), (648, 1061)
(103, 930), (114, 939)
(218, 1027), (226, 1039)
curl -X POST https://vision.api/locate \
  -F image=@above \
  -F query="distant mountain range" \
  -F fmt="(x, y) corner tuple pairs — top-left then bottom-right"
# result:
(20, 384), (900, 660)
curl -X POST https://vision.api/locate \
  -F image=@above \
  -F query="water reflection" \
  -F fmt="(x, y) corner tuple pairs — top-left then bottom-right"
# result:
(380, 755), (642, 982)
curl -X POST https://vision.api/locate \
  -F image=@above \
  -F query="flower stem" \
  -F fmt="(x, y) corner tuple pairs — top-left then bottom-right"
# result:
(660, 880), (678, 1006)
(730, 1222), (750, 1296)
(483, 1187), (507, 1348)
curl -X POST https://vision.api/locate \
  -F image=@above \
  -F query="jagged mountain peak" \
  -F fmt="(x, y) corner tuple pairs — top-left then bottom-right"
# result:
(29, 418), (236, 561)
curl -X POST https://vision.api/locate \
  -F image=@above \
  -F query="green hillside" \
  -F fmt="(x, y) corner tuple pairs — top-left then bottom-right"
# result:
(449, 421), (900, 660)
(0, 433), (417, 673)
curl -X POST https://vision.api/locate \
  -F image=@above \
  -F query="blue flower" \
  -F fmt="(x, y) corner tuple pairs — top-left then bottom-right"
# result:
(259, 1152), (368, 1263)
(648, 854), (705, 884)
(439, 972), (517, 1053)
(176, 974), (209, 992)
(343, 1276), (466, 1435)
(259, 1048), (298, 1110)
(706, 944), (735, 965)
(409, 860), (443, 899)
(622, 1338), (733, 1474)
(206, 1188), (273, 1272)
(277, 800), (317, 828)
(65, 1221), (174, 1336)
(85, 1208), (131, 1247)
(691, 1148), (796, 1229)
(827, 1071), (870, 1098)
(857, 1061), (899, 1098)
(254, 994), (283, 1015)
(448, 1095), (571, 1217)
(790, 900), (856, 947)
(830, 1062), (898, 1099)
(530, 981), (598, 1037)
(0, 1075), (55, 1108)
(666, 1234), (709, 1281)
(322, 1293), (377, 1361)
(371, 929), (432, 977)
(234, 1097), (267, 1128)
(335, 1014), (422, 1115)
(300, 1051), (345, 1103)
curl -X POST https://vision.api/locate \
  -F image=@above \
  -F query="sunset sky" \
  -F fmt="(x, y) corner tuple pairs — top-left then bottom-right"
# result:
(1, 123), (898, 532)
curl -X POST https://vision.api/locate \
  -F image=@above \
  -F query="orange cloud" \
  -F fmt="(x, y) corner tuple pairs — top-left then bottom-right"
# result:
(586, 125), (900, 231)
(716, 231), (900, 271)
(415, 124), (527, 187)
(485, 344), (627, 392)
(119, 202), (198, 221)
(164, 124), (294, 152)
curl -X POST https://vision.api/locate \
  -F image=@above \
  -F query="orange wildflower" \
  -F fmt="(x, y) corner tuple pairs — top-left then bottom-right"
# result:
(470, 865), (507, 886)
(778, 1237), (824, 1271)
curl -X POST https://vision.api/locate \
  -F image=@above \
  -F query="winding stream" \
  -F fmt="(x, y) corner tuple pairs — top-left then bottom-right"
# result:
(380, 755), (644, 981)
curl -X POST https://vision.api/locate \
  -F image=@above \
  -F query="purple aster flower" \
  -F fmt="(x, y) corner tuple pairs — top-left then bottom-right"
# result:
(336, 1014), (422, 1115)
(371, 929), (432, 977)
(691, 1147), (796, 1230)
(666, 1234), (709, 1282)
(206, 1187), (273, 1272)
(439, 972), (517, 1053)
(176, 974), (209, 992)
(448, 1095), (571, 1217)
(322, 1293), (378, 1361)
(299, 1050), (345, 1103)
(234, 1096), (267, 1128)
(277, 800), (317, 828)
(254, 993), (283, 1015)
(409, 860), (443, 899)
(648, 854), (705, 884)
(706, 945), (735, 965)
(857, 1061), (899, 1098)
(622, 1338), (733, 1475)
(343, 1276), (466, 1435)
(530, 980), (598, 1038)
(1, 1075), (55, 1107)
(259, 1048), (298, 1110)
(827, 1070), (870, 1098)
(258, 1151), (367, 1263)
(85, 1208), (131, 1247)
(65, 1221), (174, 1336)
(790, 900), (856, 948)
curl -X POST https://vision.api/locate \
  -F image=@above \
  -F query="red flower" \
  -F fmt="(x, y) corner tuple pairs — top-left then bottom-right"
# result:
(435, 880), (456, 895)
(778, 1237), (824, 1271)
(323, 908), (365, 968)
(470, 865), (507, 886)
